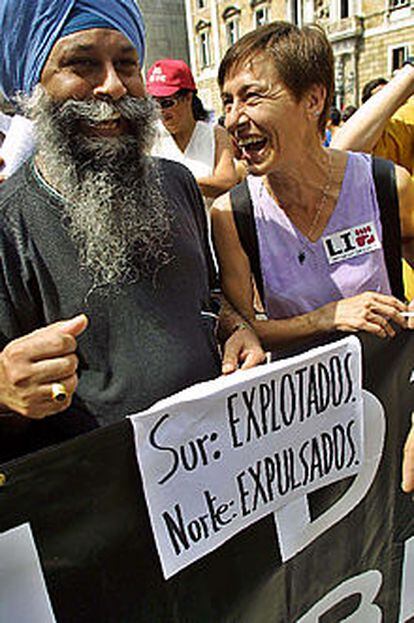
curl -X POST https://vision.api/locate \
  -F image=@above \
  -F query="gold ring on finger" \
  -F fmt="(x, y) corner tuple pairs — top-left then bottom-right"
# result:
(51, 383), (68, 403)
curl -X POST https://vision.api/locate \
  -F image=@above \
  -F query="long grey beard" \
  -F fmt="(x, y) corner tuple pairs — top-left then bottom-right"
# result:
(24, 87), (171, 289)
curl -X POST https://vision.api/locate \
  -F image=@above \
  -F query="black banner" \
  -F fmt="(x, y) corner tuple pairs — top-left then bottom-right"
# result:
(0, 331), (413, 622)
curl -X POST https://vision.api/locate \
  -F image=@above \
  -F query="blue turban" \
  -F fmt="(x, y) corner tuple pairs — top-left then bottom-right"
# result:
(0, 0), (146, 101)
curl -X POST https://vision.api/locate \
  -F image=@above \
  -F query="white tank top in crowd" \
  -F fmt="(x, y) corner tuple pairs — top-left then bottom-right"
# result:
(151, 120), (215, 180)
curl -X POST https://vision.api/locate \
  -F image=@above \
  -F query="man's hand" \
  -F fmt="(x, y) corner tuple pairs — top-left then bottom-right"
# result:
(0, 314), (88, 419)
(402, 413), (414, 493)
(222, 324), (266, 375)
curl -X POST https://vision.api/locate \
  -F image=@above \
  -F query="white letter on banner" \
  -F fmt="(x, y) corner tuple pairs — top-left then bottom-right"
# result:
(399, 535), (414, 622)
(0, 523), (56, 623)
(296, 570), (383, 622)
(275, 390), (385, 560)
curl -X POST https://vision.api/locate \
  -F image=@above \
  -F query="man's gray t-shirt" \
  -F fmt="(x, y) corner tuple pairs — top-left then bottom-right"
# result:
(0, 158), (220, 458)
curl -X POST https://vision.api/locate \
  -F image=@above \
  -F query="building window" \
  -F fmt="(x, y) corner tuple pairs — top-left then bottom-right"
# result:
(199, 30), (211, 68)
(196, 0), (206, 8)
(340, 0), (349, 18)
(254, 6), (268, 27)
(314, 0), (327, 19)
(226, 18), (239, 46)
(287, 0), (307, 25)
(391, 45), (409, 72)
(389, 0), (409, 8)
(290, 0), (299, 24)
(223, 6), (241, 47)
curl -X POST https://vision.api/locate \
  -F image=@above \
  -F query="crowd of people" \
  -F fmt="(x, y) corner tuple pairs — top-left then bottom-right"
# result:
(0, 0), (413, 501)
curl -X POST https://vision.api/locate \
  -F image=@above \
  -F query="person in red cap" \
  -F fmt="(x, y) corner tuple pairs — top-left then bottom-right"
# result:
(147, 59), (238, 202)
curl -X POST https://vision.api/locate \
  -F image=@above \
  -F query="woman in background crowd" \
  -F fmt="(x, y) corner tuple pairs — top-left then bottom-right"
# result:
(147, 59), (237, 202)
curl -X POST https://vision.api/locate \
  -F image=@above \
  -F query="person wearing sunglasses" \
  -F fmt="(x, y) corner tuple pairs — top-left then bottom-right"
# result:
(147, 59), (238, 203)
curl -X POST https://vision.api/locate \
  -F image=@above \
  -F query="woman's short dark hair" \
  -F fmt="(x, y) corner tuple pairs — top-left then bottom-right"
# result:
(192, 94), (210, 122)
(218, 21), (334, 135)
(361, 77), (388, 103)
(175, 89), (210, 122)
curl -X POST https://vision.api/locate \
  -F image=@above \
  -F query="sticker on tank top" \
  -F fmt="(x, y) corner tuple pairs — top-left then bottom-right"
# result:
(322, 221), (381, 265)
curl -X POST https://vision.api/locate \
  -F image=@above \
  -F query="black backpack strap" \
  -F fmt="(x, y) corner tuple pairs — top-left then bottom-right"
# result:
(372, 156), (405, 300)
(230, 180), (264, 301)
(230, 158), (404, 306)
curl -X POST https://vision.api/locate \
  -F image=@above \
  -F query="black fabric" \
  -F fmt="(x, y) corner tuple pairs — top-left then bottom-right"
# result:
(230, 157), (404, 300)
(230, 180), (264, 301)
(0, 332), (412, 622)
(372, 156), (404, 300)
(0, 159), (221, 460)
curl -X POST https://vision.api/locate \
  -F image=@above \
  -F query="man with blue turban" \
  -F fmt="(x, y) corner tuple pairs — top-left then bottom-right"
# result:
(0, 0), (264, 460)
(0, 0), (146, 101)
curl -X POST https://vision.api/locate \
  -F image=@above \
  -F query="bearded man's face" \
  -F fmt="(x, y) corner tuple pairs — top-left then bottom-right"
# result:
(40, 28), (146, 117)
(24, 28), (171, 289)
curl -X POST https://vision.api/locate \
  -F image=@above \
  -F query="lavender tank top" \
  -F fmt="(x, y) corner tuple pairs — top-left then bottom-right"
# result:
(248, 152), (391, 318)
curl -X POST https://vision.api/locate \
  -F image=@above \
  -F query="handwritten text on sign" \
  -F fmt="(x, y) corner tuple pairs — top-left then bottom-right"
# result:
(130, 337), (363, 579)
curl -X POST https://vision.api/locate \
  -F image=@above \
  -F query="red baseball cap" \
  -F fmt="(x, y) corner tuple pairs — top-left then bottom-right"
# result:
(146, 59), (196, 97)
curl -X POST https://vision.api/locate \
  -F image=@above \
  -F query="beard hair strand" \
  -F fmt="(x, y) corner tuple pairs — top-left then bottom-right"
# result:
(23, 86), (172, 289)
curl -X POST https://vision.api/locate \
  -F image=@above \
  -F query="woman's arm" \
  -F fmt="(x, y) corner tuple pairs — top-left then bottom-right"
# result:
(196, 125), (238, 199)
(212, 194), (408, 351)
(331, 64), (414, 153)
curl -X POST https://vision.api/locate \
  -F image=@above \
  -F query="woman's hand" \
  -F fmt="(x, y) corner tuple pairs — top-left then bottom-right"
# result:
(317, 291), (408, 338)
(407, 299), (414, 330)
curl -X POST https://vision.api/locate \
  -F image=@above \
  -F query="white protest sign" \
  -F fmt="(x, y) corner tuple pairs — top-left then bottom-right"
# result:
(0, 523), (56, 623)
(130, 336), (363, 579)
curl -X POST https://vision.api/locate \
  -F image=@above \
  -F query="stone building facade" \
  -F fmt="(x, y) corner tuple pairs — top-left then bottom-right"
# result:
(184, 0), (414, 115)
(140, 0), (190, 69)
